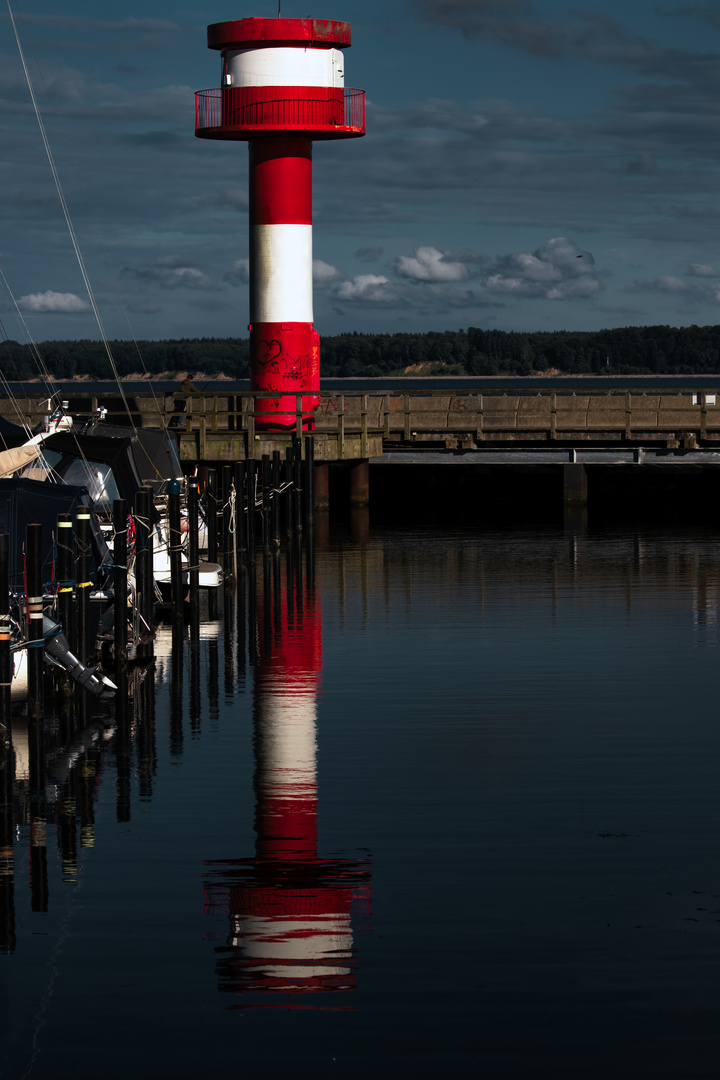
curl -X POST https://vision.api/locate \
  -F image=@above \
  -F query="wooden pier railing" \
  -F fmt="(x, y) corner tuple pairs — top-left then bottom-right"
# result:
(4, 389), (718, 461)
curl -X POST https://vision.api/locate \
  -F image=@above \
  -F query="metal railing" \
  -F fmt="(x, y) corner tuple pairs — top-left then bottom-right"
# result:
(195, 87), (365, 133)
(5, 389), (718, 460)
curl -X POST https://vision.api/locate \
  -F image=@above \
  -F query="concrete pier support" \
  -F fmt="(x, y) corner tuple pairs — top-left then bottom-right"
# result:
(563, 463), (587, 507)
(350, 460), (370, 507)
(314, 463), (329, 512)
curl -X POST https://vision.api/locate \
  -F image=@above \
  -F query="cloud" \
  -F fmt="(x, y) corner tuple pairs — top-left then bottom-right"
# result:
(407, 0), (695, 76)
(355, 246), (384, 263)
(18, 291), (89, 313)
(223, 259), (249, 286)
(687, 263), (720, 277)
(626, 272), (720, 304)
(393, 245), (472, 282)
(483, 237), (603, 300)
(629, 275), (689, 293)
(336, 275), (401, 302)
(313, 260), (344, 287)
(123, 256), (216, 291)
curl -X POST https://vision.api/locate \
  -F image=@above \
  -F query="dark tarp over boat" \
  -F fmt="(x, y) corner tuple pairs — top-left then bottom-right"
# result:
(0, 477), (110, 591)
(45, 425), (182, 502)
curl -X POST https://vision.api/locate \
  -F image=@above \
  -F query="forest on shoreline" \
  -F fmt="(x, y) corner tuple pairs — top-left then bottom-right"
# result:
(2, 323), (720, 380)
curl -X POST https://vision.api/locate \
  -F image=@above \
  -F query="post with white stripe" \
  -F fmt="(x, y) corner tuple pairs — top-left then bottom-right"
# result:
(196, 17), (365, 430)
(26, 524), (44, 721)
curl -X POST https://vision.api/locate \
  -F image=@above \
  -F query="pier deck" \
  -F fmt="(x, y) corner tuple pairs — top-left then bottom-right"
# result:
(7, 387), (720, 463)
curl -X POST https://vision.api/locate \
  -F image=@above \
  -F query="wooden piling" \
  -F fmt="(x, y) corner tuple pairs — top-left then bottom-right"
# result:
(187, 478), (200, 608)
(261, 454), (271, 557)
(168, 478), (183, 617)
(271, 450), (281, 551)
(75, 508), (92, 666)
(134, 487), (154, 644)
(222, 465), (234, 577)
(304, 436), (315, 529)
(26, 523), (44, 721)
(113, 499), (128, 665)
(56, 512), (74, 651)
(206, 468), (218, 563)
(0, 536), (10, 742)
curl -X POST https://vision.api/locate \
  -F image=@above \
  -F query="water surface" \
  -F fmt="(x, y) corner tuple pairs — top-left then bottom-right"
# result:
(2, 523), (720, 1078)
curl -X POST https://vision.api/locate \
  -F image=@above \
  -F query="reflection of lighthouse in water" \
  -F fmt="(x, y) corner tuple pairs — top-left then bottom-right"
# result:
(203, 579), (371, 999)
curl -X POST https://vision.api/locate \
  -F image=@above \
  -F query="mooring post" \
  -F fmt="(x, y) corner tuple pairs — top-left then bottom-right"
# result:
(220, 465), (232, 575)
(292, 437), (303, 536)
(349, 460), (370, 507)
(304, 435), (315, 530)
(563, 462), (588, 508)
(206, 468), (218, 563)
(187, 478), (200, 608)
(0, 535), (11, 745)
(261, 453), (271, 556)
(314, 462), (329, 514)
(26, 523), (44, 722)
(234, 460), (246, 575)
(113, 499), (128, 667)
(134, 487), (154, 645)
(168, 478), (183, 617)
(246, 459), (257, 568)
(0, 688), (15, 952)
(271, 450), (281, 551)
(75, 507), (92, 666)
(56, 512), (74, 652)
(284, 445), (294, 542)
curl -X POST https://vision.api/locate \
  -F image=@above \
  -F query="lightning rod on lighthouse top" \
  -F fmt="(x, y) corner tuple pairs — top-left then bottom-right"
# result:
(195, 17), (365, 430)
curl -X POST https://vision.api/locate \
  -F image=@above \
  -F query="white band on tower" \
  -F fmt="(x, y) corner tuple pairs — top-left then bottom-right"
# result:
(250, 223), (314, 323)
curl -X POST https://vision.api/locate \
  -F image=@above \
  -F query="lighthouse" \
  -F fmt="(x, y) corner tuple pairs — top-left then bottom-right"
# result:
(195, 17), (365, 429)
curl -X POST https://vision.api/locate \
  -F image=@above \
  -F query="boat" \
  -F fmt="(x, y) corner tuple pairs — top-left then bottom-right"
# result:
(0, 476), (117, 700)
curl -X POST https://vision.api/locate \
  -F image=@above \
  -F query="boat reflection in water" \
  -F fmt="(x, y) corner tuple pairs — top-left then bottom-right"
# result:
(203, 560), (371, 1004)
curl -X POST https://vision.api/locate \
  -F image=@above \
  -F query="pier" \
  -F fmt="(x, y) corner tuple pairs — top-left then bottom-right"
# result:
(6, 385), (720, 516)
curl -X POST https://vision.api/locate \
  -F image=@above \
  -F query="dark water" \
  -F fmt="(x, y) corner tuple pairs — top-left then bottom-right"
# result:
(3, 523), (720, 1078)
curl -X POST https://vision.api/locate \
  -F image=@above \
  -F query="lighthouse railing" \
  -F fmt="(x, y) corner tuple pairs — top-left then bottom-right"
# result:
(195, 88), (365, 134)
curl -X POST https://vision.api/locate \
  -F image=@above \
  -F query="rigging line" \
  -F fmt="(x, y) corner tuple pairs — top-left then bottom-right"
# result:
(6, 0), (138, 435)
(0, 267), (57, 391)
(0, 267), (59, 432)
(0, 270), (97, 478)
(17, 31), (170, 437)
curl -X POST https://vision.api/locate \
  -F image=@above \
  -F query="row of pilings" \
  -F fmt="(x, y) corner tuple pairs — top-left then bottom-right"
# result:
(0, 435), (320, 950)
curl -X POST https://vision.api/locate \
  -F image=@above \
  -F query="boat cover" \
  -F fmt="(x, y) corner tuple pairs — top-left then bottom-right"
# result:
(0, 477), (110, 591)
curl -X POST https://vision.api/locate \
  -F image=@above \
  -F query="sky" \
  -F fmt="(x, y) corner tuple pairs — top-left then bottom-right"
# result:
(3, 0), (720, 343)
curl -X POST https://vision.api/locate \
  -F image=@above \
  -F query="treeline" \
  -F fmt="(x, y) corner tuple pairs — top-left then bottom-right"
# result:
(2, 324), (720, 379)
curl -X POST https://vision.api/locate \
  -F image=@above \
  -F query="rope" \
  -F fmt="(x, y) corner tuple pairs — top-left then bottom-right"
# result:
(6, 0), (138, 432)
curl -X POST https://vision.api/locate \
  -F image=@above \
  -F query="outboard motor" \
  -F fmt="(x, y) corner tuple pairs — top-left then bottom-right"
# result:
(42, 615), (116, 700)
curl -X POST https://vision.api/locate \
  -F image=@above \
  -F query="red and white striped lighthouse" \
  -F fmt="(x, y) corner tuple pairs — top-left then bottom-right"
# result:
(195, 17), (365, 429)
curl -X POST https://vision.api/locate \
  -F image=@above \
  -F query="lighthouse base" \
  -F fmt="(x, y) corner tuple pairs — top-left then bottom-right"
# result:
(250, 322), (320, 430)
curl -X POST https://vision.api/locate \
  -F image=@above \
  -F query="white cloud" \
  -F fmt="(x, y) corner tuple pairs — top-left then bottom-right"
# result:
(336, 275), (398, 302)
(687, 263), (720, 278)
(484, 237), (603, 300)
(123, 257), (216, 291)
(18, 291), (89, 313)
(630, 275), (688, 294)
(223, 259), (250, 286)
(313, 260), (344, 286)
(393, 246), (471, 282)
